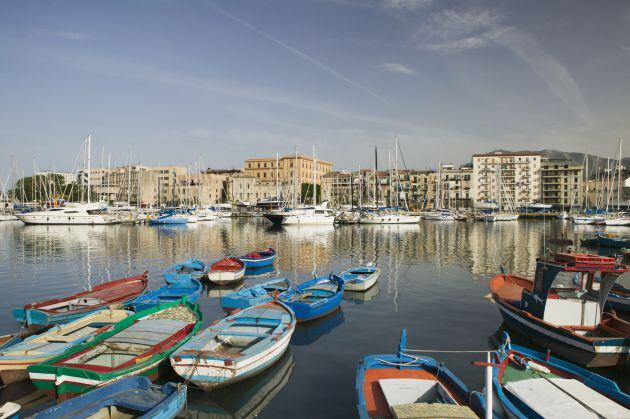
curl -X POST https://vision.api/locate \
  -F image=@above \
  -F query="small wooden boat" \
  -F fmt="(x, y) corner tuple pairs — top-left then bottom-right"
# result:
(31, 377), (187, 418)
(126, 278), (202, 312)
(489, 252), (630, 367)
(163, 258), (207, 284)
(597, 235), (630, 248)
(492, 332), (630, 418)
(339, 266), (380, 291)
(0, 309), (130, 386)
(238, 248), (276, 268)
(0, 325), (49, 351)
(220, 278), (292, 312)
(281, 274), (345, 322)
(170, 301), (295, 390)
(356, 329), (486, 419)
(207, 258), (246, 285)
(12, 273), (148, 327)
(28, 299), (202, 401)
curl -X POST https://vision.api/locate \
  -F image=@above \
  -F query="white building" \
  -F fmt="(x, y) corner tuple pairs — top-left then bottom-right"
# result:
(472, 151), (542, 208)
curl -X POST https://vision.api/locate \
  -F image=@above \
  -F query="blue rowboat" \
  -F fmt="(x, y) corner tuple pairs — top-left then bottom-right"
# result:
(31, 377), (187, 418)
(170, 301), (296, 390)
(492, 332), (630, 418)
(126, 279), (202, 312)
(220, 278), (292, 312)
(12, 273), (148, 327)
(163, 258), (207, 284)
(0, 309), (130, 386)
(238, 248), (276, 268)
(339, 265), (380, 292)
(281, 274), (344, 323)
(356, 329), (487, 419)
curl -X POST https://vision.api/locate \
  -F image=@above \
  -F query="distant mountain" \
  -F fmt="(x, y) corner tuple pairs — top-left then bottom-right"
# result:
(487, 149), (628, 171)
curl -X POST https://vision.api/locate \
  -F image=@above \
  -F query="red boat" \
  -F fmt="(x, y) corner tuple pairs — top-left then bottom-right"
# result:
(489, 252), (629, 367)
(207, 258), (245, 285)
(12, 273), (149, 326)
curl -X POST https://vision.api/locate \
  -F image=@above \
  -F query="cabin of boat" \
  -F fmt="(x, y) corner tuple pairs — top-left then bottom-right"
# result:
(490, 252), (630, 367)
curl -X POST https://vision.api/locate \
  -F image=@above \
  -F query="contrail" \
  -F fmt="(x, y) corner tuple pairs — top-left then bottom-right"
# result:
(208, 2), (388, 105)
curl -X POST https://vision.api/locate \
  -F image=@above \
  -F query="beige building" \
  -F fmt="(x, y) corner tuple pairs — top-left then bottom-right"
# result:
(540, 159), (583, 209)
(227, 173), (280, 204)
(244, 154), (333, 186)
(472, 151), (542, 208)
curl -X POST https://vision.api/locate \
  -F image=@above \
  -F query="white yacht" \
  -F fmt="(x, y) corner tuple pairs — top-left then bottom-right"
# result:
(571, 214), (596, 225)
(604, 213), (630, 226)
(16, 203), (118, 225)
(359, 211), (420, 224)
(267, 204), (336, 226)
(423, 210), (456, 221)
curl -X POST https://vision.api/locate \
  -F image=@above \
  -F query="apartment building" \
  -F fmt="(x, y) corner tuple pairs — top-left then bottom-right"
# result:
(472, 151), (542, 208)
(244, 154), (333, 185)
(540, 159), (583, 209)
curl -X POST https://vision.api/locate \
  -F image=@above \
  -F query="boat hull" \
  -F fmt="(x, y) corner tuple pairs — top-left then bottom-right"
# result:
(282, 276), (345, 323)
(495, 299), (629, 368)
(207, 268), (245, 285)
(359, 215), (420, 224)
(16, 214), (116, 225)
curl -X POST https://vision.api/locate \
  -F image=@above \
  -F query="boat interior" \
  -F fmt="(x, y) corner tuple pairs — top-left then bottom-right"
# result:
(290, 282), (339, 303)
(39, 298), (106, 313)
(58, 319), (192, 371)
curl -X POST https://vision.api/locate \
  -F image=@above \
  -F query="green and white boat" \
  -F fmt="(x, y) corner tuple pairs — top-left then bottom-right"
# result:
(27, 298), (202, 401)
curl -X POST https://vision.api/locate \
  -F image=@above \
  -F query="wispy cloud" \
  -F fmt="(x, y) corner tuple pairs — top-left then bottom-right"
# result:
(415, 8), (591, 126)
(207, 2), (388, 105)
(39, 29), (87, 41)
(378, 62), (418, 76)
(325, 0), (432, 12)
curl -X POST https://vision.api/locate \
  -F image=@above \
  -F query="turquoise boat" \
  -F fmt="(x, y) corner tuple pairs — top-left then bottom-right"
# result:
(163, 258), (207, 284)
(126, 278), (202, 312)
(220, 278), (292, 312)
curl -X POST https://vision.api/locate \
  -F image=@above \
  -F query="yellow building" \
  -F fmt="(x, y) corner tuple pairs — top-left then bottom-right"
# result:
(244, 154), (333, 185)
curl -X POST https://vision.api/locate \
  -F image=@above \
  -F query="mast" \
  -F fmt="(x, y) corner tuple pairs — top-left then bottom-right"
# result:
(374, 146), (378, 208)
(395, 137), (400, 211)
(312, 145), (316, 206)
(387, 148), (392, 207)
(435, 163), (441, 210)
(293, 146), (297, 207)
(617, 139), (623, 211)
(358, 165), (362, 208)
(276, 152), (279, 204)
(87, 134), (91, 204)
(127, 150), (131, 206)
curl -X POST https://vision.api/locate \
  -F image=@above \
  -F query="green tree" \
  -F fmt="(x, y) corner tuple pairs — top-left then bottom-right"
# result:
(301, 182), (321, 205)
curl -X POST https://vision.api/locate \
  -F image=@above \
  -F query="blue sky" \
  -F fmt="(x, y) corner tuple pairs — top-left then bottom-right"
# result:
(1, 0), (629, 174)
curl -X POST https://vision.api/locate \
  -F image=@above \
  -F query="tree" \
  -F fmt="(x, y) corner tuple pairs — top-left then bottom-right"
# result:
(301, 183), (321, 205)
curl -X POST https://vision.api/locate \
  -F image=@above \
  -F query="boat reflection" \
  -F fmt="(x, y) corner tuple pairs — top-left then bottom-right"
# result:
(182, 350), (295, 418)
(290, 308), (345, 346)
(244, 264), (277, 278)
(343, 282), (380, 305)
(203, 281), (244, 298)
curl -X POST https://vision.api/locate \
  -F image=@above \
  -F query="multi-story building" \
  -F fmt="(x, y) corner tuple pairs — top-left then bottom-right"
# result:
(472, 151), (542, 208)
(244, 154), (333, 186)
(227, 173), (280, 204)
(540, 159), (583, 209)
(35, 171), (77, 185)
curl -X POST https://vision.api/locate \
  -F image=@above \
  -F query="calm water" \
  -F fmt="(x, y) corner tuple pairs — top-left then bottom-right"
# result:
(0, 218), (627, 417)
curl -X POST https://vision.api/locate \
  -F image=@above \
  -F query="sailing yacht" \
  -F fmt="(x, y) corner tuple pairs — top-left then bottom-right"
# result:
(17, 202), (118, 225)
(423, 163), (455, 221)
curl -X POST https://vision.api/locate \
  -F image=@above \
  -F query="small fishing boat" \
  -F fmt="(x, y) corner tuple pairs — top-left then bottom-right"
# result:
(170, 301), (296, 390)
(220, 278), (292, 312)
(492, 332), (630, 418)
(238, 248), (276, 268)
(281, 274), (345, 322)
(607, 283), (630, 313)
(28, 299), (202, 401)
(207, 258), (246, 285)
(0, 325), (49, 351)
(126, 278), (202, 312)
(339, 265), (380, 291)
(356, 329), (486, 419)
(163, 258), (207, 284)
(489, 252), (630, 367)
(12, 273), (148, 326)
(597, 234), (630, 248)
(31, 377), (187, 418)
(0, 309), (130, 386)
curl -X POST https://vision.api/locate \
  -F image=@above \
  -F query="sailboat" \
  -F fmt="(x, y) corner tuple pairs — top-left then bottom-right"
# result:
(16, 136), (118, 225)
(571, 152), (597, 224)
(423, 163), (455, 221)
(360, 141), (420, 224)
(605, 140), (630, 226)
(266, 146), (335, 226)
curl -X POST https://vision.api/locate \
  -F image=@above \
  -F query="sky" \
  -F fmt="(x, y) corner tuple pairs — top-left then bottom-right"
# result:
(1, 0), (629, 176)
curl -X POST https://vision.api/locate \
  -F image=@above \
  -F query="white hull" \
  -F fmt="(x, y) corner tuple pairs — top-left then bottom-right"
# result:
(495, 213), (519, 221)
(0, 214), (18, 221)
(197, 213), (217, 221)
(207, 268), (246, 285)
(171, 327), (292, 389)
(479, 214), (496, 222)
(345, 272), (379, 291)
(605, 217), (630, 226)
(186, 215), (198, 224)
(17, 213), (117, 225)
(359, 214), (420, 224)
(423, 212), (455, 221)
(282, 215), (335, 225)
(571, 216), (595, 225)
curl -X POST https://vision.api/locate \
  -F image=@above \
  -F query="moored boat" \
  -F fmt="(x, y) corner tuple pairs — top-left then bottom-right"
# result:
(163, 258), (207, 284)
(489, 252), (630, 367)
(31, 376), (187, 418)
(423, 210), (456, 221)
(238, 248), (276, 268)
(492, 332), (630, 418)
(170, 301), (296, 390)
(0, 309), (130, 386)
(12, 273), (148, 326)
(220, 278), (292, 312)
(339, 265), (380, 291)
(207, 258), (246, 285)
(126, 278), (202, 312)
(148, 209), (188, 225)
(27, 299), (202, 401)
(281, 274), (345, 322)
(597, 235), (630, 248)
(356, 329), (486, 419)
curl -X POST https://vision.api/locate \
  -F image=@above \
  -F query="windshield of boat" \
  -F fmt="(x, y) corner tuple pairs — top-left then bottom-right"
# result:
(551, 270), (595, 299)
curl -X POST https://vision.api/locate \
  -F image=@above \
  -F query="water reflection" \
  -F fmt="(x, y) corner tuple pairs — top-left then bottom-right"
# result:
(343, 282), (380, 305)
(182, 350), (295, 419)
(290, 308), (345, 346)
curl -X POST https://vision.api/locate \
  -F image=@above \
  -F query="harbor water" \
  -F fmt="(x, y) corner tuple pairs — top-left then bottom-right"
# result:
(0, 218), (627, 417)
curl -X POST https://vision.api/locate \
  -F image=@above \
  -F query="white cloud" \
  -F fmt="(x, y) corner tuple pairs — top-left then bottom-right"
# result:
(39, 29), (87, 41)
(381, 0), (433, 11)
(415, 9), (591, 126)
(378, 62), (418, 75)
